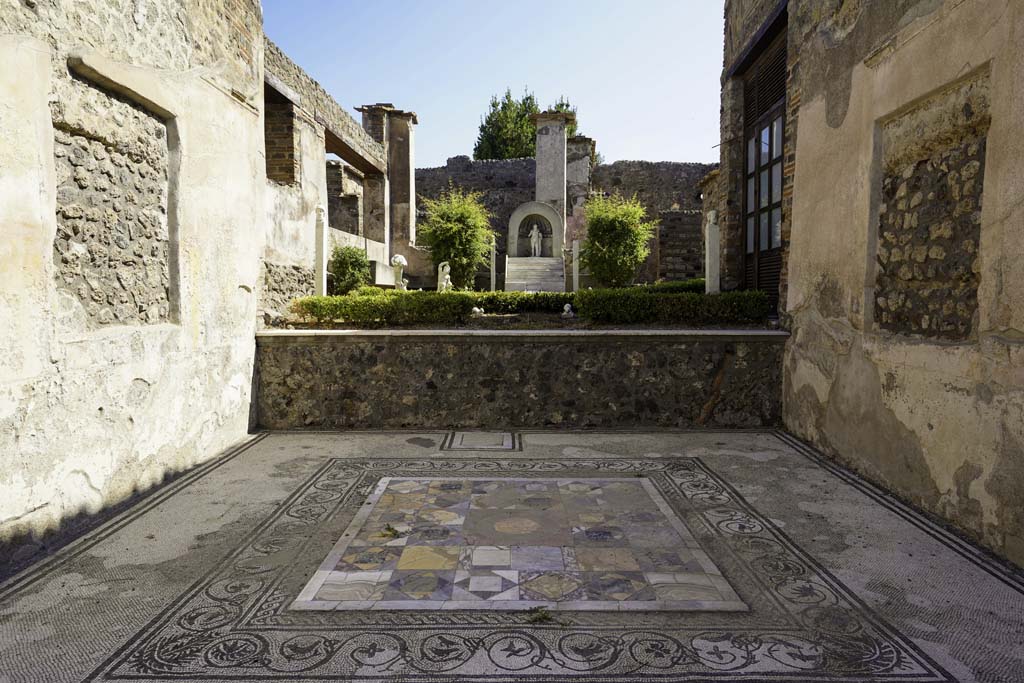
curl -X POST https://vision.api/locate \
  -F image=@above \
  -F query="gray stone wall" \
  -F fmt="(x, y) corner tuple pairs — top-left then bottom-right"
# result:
(260, 261), (314, 319)
(874, 71), (989, 341)
(658, 211), (704, 281)
(255, 331), (785, 429)
(591, 161), (714, 214)
(53, 84), (170, 327)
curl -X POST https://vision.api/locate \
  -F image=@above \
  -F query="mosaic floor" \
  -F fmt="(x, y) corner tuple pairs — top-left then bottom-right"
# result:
(3, 431), (1022, 682)
(293, 477), (746, 611)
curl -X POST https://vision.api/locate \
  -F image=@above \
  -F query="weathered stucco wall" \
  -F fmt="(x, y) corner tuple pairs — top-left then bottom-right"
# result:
(255, 330), (786, 430)
(781, 0), (1024, 565)
(0, 0), (266, 566)
(260, 105), (324, 317)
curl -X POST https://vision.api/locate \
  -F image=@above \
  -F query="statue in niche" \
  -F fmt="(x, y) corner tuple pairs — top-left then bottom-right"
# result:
(529, 223), (543, 257)
(436, 261), (452, 292)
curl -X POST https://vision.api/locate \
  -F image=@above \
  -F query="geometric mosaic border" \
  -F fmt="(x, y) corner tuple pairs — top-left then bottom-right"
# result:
(87, 456), (952, 680)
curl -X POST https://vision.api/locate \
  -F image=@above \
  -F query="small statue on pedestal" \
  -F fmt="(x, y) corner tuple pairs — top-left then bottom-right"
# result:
(437, 261), (452, 292)
(391, 254), (408, 291)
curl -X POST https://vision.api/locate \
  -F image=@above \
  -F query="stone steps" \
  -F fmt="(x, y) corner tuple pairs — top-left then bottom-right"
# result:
(505, 257), (565, 292)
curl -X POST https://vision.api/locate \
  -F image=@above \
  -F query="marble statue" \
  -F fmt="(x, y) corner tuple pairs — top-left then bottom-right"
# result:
(529, 223), (542, 257)
(391, 254), (408, 291)
(437, 261), (452, 292)
(471, 306), (484, 318)
(561, 303), (575, 319)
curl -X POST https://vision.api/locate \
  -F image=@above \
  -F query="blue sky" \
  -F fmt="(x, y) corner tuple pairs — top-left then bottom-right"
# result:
(263, 0), (724, 168)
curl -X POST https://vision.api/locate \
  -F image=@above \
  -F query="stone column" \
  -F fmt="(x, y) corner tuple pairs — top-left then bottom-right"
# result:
(385, 109), (417, 248)
(532, 111), (574, 254)
(356, 104), (392, 248)
(566, 135), (594, 244)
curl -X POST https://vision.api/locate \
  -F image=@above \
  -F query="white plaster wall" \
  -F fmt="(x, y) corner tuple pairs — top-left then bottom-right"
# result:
(784, 0), (1024, 564)
(0, 37), (264, 544)
(263, 113), (327, 267)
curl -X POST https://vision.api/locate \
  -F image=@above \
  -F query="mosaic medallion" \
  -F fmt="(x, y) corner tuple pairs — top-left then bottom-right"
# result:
(87, 458), (952, 681)
(293, 477), (746, 611)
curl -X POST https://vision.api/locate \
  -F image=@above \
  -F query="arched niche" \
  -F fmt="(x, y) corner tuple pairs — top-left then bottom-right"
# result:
(507, 201), (563, 258)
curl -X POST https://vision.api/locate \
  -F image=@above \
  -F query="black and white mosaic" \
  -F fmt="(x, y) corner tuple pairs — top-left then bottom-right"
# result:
(87, 457), (952, 681)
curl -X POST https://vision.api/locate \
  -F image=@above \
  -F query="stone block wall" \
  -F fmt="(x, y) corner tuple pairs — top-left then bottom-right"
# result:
(255, 331), (786, 430)
(591, 161), (714, 214)
(874, 73), (989, 340)
(52, 86), (170, 327)
(259, 262), (314, 319)
(658, 210), (704, 281)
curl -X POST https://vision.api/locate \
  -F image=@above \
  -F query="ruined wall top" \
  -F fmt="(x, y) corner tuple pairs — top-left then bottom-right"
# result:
(264, 37), (386, 172)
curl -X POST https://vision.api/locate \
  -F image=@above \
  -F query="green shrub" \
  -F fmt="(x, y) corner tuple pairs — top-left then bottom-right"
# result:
(418, 186), (495, 289)
(289, 287), (768, 327)
(290, 291), (476, 325)
(327, 246), (371, 295)
(579, 193), (657, 288)
(646, 278), (705, 294)
(471, 291), (575, 314)
(575, 289), (769, 325)
(351, 284), (398, 297)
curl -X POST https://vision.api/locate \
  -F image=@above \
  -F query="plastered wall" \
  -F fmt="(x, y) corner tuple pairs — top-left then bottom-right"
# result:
(780, 0), (1024, 565)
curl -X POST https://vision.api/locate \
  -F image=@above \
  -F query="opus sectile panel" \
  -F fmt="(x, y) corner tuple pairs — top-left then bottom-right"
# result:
(292, 477), (747, 611)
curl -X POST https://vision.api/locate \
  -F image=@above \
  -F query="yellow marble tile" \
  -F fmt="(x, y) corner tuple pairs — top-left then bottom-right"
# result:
(396, 545), (461, 570)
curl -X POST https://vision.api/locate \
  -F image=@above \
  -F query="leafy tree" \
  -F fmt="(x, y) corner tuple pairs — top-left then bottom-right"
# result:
(327, 245), (371, 295)
(579, 193), (657, 288)
(418, 186), (495, 288)
(473, 89), (579, 160)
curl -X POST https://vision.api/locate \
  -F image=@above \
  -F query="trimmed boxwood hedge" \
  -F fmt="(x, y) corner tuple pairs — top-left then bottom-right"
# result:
(574, 288), (768, 324)
(290, 286), (769, 326)
(290, 291), (476, 325)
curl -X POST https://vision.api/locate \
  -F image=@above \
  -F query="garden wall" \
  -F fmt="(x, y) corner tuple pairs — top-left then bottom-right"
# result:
(255, 329), (786, 429)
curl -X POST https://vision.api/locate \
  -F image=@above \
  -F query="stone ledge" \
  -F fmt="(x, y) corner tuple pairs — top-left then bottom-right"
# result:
(256, 329), (789, 345)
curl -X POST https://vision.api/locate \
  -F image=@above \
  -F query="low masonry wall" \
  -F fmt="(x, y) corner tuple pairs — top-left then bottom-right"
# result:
(255, 330), (787, 430)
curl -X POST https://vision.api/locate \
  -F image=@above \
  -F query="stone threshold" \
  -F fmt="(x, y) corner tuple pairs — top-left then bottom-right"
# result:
(256, 328), (790, 344)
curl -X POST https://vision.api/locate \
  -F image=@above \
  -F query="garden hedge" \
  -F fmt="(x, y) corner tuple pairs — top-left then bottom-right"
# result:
(290, 286), (769, 326)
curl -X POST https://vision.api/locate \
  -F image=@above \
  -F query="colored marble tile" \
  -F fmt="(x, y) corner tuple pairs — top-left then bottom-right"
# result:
(633, 548), (706, 573)
(396, 546), (461, 570)
(574, 547), (641, 571)
(384, 570), (454, 600)
(297, 476), (744, 613)
(583, 572), (656, 601)
(510, 545), (565, 571)
(315, 571), (390, 601)
(335, 546), (402, 571)
(462, 509), (572, 546)
(519, 571), (587, 601)
(452, 569), (519, 600)
(571, 524), (628, 547)
(469, 545), (511, 568)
